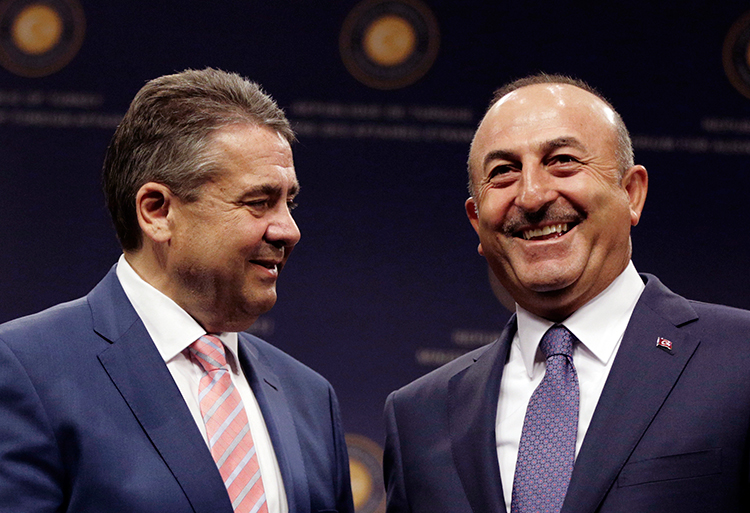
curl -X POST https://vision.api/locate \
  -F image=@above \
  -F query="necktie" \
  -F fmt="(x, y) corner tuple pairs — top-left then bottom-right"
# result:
(189, 335), (268, 513)
(510, 324), (579, 513)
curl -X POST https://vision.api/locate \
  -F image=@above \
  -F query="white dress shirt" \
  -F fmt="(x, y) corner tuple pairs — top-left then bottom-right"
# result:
(496, 261), (645, 511)
(116, 255), (288, 513)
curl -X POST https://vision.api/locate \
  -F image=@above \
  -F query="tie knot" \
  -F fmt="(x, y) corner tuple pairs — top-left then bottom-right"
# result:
(189, 334), (228, 372)
(539, 324), (574, 359)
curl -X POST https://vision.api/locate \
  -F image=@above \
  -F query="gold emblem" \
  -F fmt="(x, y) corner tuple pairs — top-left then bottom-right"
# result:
(363, 14), (417, 67)
(723, 10), (750, 99)
(0, 0), (85, 77)
(346, 433), (386, 513)
(340, 0), (439, 90)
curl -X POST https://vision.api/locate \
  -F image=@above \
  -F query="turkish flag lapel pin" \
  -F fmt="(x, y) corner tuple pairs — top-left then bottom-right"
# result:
(656, 336), (674, 354)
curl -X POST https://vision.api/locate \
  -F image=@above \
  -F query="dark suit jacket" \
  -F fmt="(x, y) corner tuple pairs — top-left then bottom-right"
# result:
(384, 274), (750, 512)
(0, 268), (354, 513)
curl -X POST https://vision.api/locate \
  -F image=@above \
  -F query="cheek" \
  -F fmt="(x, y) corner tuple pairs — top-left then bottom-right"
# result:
(593, 191), (633, 228)
(238, 226), (267, 248)
(476, 193), (513, 228)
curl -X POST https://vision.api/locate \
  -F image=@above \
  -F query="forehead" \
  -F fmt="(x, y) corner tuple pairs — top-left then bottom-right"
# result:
(209, 124), (298, 189)
(470, 83), (618, 166)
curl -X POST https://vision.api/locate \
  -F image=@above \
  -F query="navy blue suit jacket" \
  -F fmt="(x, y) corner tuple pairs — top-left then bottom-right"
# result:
(384, 274), (750, 512)
(0, 268), (354, 513)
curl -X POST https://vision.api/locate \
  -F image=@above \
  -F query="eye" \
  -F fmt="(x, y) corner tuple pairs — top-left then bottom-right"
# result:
(489, 162), (520, 177)
(243, 199), (271, 213)
(287, 199), (298, 211)
(485, 163), (520, 185)
(549, 154), (579, 165)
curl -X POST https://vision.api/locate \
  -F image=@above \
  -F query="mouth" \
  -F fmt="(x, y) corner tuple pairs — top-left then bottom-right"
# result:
(517, 222), (576, 241)
(250, 259), (282, 275)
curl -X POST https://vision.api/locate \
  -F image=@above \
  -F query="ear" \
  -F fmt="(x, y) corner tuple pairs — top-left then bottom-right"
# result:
(465, 196), (485, 256)
(621, 165), (648, 226)
(135, 182), (175, 244)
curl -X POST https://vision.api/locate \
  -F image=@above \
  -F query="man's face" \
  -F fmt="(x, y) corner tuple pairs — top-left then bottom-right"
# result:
(466, 83), (647, 321)
(165, 124), (300, 332)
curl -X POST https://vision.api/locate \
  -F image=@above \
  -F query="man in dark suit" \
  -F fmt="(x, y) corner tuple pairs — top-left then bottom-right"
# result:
(0, 68), (354, 513)
(383, 74), (750, 512)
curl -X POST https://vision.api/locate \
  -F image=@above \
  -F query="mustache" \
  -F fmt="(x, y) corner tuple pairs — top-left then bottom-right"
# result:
(501, 203), (586, 235)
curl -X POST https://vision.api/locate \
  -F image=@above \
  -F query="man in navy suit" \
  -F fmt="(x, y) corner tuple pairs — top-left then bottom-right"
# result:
(0, 68), (354, 513)
(384, 74), (750, 512)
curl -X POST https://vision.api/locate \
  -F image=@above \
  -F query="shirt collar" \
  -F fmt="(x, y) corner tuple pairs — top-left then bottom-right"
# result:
(115, 254), (240, 364)
(515, 261), (645, 378)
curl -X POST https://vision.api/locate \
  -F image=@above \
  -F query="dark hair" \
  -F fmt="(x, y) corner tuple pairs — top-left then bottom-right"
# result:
(102, 67), (295, 251)
(468, 73), (633, 196)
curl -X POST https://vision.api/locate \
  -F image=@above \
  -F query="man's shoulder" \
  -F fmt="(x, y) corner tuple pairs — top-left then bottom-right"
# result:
(0, 295), (100, 379)
(0, 296), (91, 342)
(641, 273), (750, 328)
(687, 298), (750, 332)
(238, 331), (332, 389)
(688, 298), (750, 316)
(390, 342), (498, 403)
(0, 269), (125, 357)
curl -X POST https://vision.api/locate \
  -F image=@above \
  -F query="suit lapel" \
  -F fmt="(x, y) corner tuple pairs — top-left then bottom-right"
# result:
(562, 275), (700, 513)
(237, 335), (309, 513)
(448, 318), (516, 513)
(90, 269), (233, 513)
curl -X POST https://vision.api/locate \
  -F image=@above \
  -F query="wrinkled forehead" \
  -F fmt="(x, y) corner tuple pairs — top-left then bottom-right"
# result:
(469, 83), (618, 166)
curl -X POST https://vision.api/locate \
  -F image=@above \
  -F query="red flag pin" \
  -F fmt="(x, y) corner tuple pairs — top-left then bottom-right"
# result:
(656, 337), (673, 352)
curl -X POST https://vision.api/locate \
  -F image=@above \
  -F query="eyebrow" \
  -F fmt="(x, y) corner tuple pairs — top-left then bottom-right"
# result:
(540, 136), (586, 154)
(482, 149), (517, 170)
(239, 181), (300, 200)
(481, 136), (587, 170)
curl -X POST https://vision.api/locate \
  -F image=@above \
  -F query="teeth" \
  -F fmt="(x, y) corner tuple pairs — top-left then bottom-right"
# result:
(253, 261), (278, 270)
(523, 223), (568, 240)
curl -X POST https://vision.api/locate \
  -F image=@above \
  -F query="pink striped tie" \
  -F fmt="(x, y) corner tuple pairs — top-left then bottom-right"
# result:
(189, 335), (268, 513)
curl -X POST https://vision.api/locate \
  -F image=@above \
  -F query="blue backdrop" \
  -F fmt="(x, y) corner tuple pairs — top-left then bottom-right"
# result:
(3, 1), (750, 510)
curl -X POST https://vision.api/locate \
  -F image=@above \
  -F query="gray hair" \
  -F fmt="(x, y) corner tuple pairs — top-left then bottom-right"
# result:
(102, 67), (295, 251)
(468, 73), (633, 196)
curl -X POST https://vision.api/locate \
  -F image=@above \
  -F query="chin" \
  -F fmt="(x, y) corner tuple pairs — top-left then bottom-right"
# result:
(516, 271), (576, 293)
(526, 281), (573, 294)
(208, 298), (276, 334)
(515, 260), (585, 291)
(243, 295), (277, 318)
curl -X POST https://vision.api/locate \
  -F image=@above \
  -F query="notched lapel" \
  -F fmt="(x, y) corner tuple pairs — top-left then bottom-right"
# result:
(448, 318), (516, 513)
(91, 270), (233, 513)
(563, 275), (700, 513)
(238, 335), (309, 513)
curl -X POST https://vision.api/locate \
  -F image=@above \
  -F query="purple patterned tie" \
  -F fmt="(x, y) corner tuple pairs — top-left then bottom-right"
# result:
(510, 324), (579, 513)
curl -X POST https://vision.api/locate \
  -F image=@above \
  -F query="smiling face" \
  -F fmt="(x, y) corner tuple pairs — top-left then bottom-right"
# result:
(162, 124), (300, 332)
(466, 83), (647, 321)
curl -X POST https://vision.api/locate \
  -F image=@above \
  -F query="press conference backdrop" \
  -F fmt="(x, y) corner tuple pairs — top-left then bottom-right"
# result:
(2, 1), (750, 511)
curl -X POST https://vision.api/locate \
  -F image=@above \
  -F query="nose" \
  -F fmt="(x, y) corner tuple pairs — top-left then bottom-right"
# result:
(514, 164), (556, 213)
(266, 204), (301, 249)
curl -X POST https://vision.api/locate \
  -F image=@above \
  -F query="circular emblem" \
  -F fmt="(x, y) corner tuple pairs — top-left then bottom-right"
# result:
(346, 433), (385, 513)
(723, 10), (750, 100)
(340, 0), (440, 90)
(0, 0), (85, 77)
